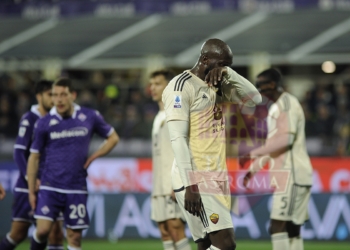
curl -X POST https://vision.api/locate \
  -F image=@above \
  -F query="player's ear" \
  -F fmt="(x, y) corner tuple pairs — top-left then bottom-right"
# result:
(36, 93), (42, 103)
(201, 55), (209, 65)
(271, 81), (277, 89)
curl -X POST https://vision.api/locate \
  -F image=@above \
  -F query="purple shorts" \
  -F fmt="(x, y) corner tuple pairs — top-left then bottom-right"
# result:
(34, 189), (89, 229)
(12, 190), (34, 223)
(12, 189), (64, 223)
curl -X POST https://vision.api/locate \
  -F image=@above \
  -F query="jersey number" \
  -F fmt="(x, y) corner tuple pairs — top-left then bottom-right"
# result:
(69, 204), (86, 219)
(281, 197), (288, 209)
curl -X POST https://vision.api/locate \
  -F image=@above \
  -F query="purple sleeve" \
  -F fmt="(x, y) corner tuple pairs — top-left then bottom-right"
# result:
(13, 115), (35, 176)
(30, 119), (47, 154)
(14, 115), (35, 150)
(93, 111), (113, 138)
(14, 148), (28, 177)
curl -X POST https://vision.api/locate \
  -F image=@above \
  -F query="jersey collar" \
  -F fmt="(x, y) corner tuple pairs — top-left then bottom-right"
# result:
(50, 103), (81, 120)
(30, 104), (43, 118)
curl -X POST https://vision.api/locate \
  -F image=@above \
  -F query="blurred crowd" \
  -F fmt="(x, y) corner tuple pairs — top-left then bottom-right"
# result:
(1, 70), (350, 156)
(0, 70), (158, 141)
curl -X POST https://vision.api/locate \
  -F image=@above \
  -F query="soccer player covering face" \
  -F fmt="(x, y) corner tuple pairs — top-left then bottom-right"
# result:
(240, 69), (313, 250)
(27, 78), (119, 250)
(162, 38), (261, 250)
(0, 80), (64, 250)
(150, 70), (191, 250)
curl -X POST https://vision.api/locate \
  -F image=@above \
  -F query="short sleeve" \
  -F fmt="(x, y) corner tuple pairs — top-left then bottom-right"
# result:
(14, 115), (35, 150)
(162, 78), (193, 122)
(30, 119), (47, 154)
(93, 110), (114, 138)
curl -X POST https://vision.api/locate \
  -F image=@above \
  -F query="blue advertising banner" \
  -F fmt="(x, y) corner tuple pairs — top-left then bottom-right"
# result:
(1, 1), (349, 18)
(0, 193), (349, 240)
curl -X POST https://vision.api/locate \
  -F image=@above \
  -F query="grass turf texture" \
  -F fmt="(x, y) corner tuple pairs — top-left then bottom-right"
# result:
(15, 239), (349, 250)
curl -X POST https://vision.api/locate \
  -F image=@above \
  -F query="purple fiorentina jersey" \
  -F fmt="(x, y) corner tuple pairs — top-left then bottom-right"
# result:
(13, 105), (44, 190)
(30, 104), (113, 192)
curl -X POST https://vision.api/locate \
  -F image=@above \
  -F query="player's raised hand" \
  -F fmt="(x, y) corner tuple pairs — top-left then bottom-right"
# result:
(29, 192), (36, 210)
(205, 67), (228, 87)
(239, 154), (251, 169)
(0, 184), (6, 200)
(243, 172), (253, 188)
(184, 184), (202, 217)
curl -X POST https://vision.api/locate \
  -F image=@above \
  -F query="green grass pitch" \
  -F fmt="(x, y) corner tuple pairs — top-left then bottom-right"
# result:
(15, 239), (349, 250)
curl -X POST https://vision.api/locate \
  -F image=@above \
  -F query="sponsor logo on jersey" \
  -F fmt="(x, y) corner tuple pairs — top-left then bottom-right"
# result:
(21, 119), (30, 126)
(78, 113), (87, 122)
(18, 127), (26, 137)
(41, 206), (50, 215)
(49, 119), (59, 126)
(50, 127), (88, 139)
(174, 95), (182, 108)
(210, 213), (219, 224)
(202, 93), (208, 99)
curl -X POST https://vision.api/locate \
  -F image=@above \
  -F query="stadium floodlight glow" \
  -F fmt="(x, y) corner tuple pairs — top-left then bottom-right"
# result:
(322, 61), (336, 73)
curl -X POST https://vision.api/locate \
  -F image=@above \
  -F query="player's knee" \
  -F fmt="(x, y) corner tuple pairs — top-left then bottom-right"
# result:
(269, 220), (286, 235)
(9, 231), (27, 243)
(67, 230), (82, 246)
(48, 227), (64, 245)
(286, 222), (301, 238)
(35, 228), (51, 240)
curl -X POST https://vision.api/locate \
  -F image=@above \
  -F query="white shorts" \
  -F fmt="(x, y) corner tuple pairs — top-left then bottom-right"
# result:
(151, 195), (184, 222)
(174, 181), (233, 242)
(271, 181), (311, 225)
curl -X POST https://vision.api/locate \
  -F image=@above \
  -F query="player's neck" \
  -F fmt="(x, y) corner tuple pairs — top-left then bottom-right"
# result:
(38, 104), (48, 117)
(158, 101), (164, 111)
(272, 90), (284, 102)
(190, 64), (205, 81)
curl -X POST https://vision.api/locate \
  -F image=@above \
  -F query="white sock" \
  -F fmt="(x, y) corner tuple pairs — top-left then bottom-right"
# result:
(163, 240), (175, 250)
(207, 246), (221, 250)
(290, 237), (304, 250)
(67, 246), (81, 250)
(272, 232), (290, 250)
(175, 238), (191, 250)
(6, 233), (17, 246)
(47, 246), (64, 250)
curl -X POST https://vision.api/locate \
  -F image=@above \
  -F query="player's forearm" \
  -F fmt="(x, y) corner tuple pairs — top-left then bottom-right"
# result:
(224, 67), (262, 106)
(27, 153), (40, 194)
(168, 120), (195, 188)
(91, 131), (119, 159)
(250, 133), (295, 157)
(14, 148), (28, 177)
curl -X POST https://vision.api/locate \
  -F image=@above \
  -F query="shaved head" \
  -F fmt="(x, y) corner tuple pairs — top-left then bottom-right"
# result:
(190, 38), (233, 81)
(200, 38), (233, 62)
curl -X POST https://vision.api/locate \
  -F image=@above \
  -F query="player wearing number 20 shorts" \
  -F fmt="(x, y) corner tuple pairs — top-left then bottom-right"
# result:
(27, 78), (119, 250)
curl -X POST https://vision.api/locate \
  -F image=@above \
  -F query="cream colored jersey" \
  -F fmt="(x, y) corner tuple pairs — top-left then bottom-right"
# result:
(163, 70), (227, 184)
(256, 92), (313, 186)
(152, 110), (174, 196)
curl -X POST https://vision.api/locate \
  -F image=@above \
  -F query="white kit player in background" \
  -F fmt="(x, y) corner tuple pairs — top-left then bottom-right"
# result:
(149, 69), (191, 250)
(240, 68), (313, 250)
(163, 38), (261, 250)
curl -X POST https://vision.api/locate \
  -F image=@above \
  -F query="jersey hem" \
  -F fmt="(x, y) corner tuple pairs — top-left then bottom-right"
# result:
(40, 186), (88, 194)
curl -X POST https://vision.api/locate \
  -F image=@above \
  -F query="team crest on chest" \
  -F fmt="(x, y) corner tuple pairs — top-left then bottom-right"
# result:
(78, 113), (87, 122)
